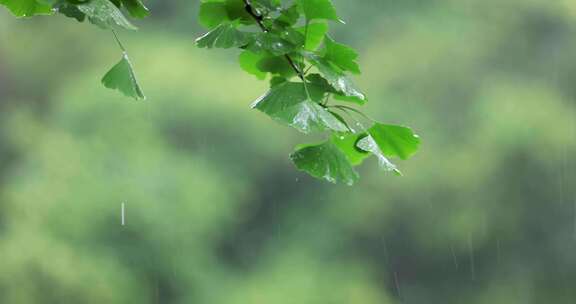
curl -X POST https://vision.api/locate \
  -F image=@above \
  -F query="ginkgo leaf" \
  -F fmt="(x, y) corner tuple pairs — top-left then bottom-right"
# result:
(361, 123), (421, 160)
(332, 133), (370, 166)
(0, 0), (52, 17)
(121, 0), (150, 19)
(239, 50), (266, 80)
(357, 134), (401, 174)
(198, 1), (228, 28)
(246, 33), (297, 56)
(196, 22), (252, 49)
(55, 3), (86, 22)
(252, 82), (348, 134)
(297, 21), (328, 51)
(298, 0), (340, 22)
(276, 4), (299, 26)
(102, 53), (145, 100)
(291, 140), (359, 185)
(305, 53), (366, 104)
(77, 0), (137, 30)
(324, 35), (360, 74)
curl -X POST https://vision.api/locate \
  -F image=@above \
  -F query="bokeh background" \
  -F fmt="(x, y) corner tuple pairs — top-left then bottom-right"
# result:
(1, 0), (576, 303)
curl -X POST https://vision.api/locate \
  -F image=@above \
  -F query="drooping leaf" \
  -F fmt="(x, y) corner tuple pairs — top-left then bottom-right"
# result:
(305, 53), (366, 104)
(196, 22), (252, 49)
(102, 53), (145, 100)
(120, 0), (149, 19)
(361, 123), (421, 160)
(298, 0), (340, 21)
(291, 140), (359, 185)
(252, 82), (348, 133)
(0, 0), (52, 17)
(332, 133), (370, 166)
(239, 50), (266, 80)
(324, 35), (360, 74)
(357, 134), (401, 174)
(77, 0), (136, 30)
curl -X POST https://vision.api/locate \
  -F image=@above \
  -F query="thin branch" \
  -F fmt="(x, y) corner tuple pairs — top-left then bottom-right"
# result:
(243, 0), (304, 80)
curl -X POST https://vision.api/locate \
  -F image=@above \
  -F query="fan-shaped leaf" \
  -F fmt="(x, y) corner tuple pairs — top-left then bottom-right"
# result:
(291, 140), (359, 185)
(102, 54), (145, 100)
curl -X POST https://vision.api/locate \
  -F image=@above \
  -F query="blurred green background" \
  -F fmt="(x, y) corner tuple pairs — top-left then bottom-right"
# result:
(1, 0), (576, 303)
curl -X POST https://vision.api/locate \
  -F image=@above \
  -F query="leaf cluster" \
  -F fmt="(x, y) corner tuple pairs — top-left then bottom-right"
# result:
(0, 0), (421, 185)
(196, 0), (421, 184)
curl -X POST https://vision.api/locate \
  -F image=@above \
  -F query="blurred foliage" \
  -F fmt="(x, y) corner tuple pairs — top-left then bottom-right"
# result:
(0, 0), (576, 303)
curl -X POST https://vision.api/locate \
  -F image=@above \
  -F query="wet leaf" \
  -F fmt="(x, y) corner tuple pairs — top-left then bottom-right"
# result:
(361, 123), (421, 160)
(247, 33), (297, 56)
(291, 140), (359, 185)
(252, 82), (348, 133)
(77, 0), (137, 30)
(305, 53), (366, 104)
(332, 133), (370, 166)
(196, 22), (252, 49)
(357, 135), (400, 174)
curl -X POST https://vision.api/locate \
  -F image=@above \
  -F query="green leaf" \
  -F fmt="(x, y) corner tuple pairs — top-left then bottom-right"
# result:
(257, 56), (296, 78)
(102, 53), (145, 100)
(270, 76), (287, 87)
(198, 1), (228, 28)
(0, 0), (52, 17)
(324, 36), (360, 74)
(332, 133), (370, 166)
(77, 0), (137, 30)
(55, 3), (86, 22)
(298, 21), (328, 51)
(252, 0), (281, 11)
(252, 82), (348, 134)
(120, 0), (149, 19)
(247, 33), (297, 56)
(224, 0), (254, 25)
(291, 140), (359, 185)
(298, 0), (340, 21)
(239, 50), (266, 80)
(305, 53), (366, 104)
(196, 22), (252, 49)
(276, 4), (300, 26)
(357, 134), (401, 174)
(360, 123), (421, 160)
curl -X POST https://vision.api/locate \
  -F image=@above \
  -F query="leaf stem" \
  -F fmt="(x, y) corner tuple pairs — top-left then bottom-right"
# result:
(330, 105), (374, 123)
(111, 29), (127, 54)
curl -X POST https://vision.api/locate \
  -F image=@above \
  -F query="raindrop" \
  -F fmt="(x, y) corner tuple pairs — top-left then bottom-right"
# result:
(121, 202), (126, 226)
